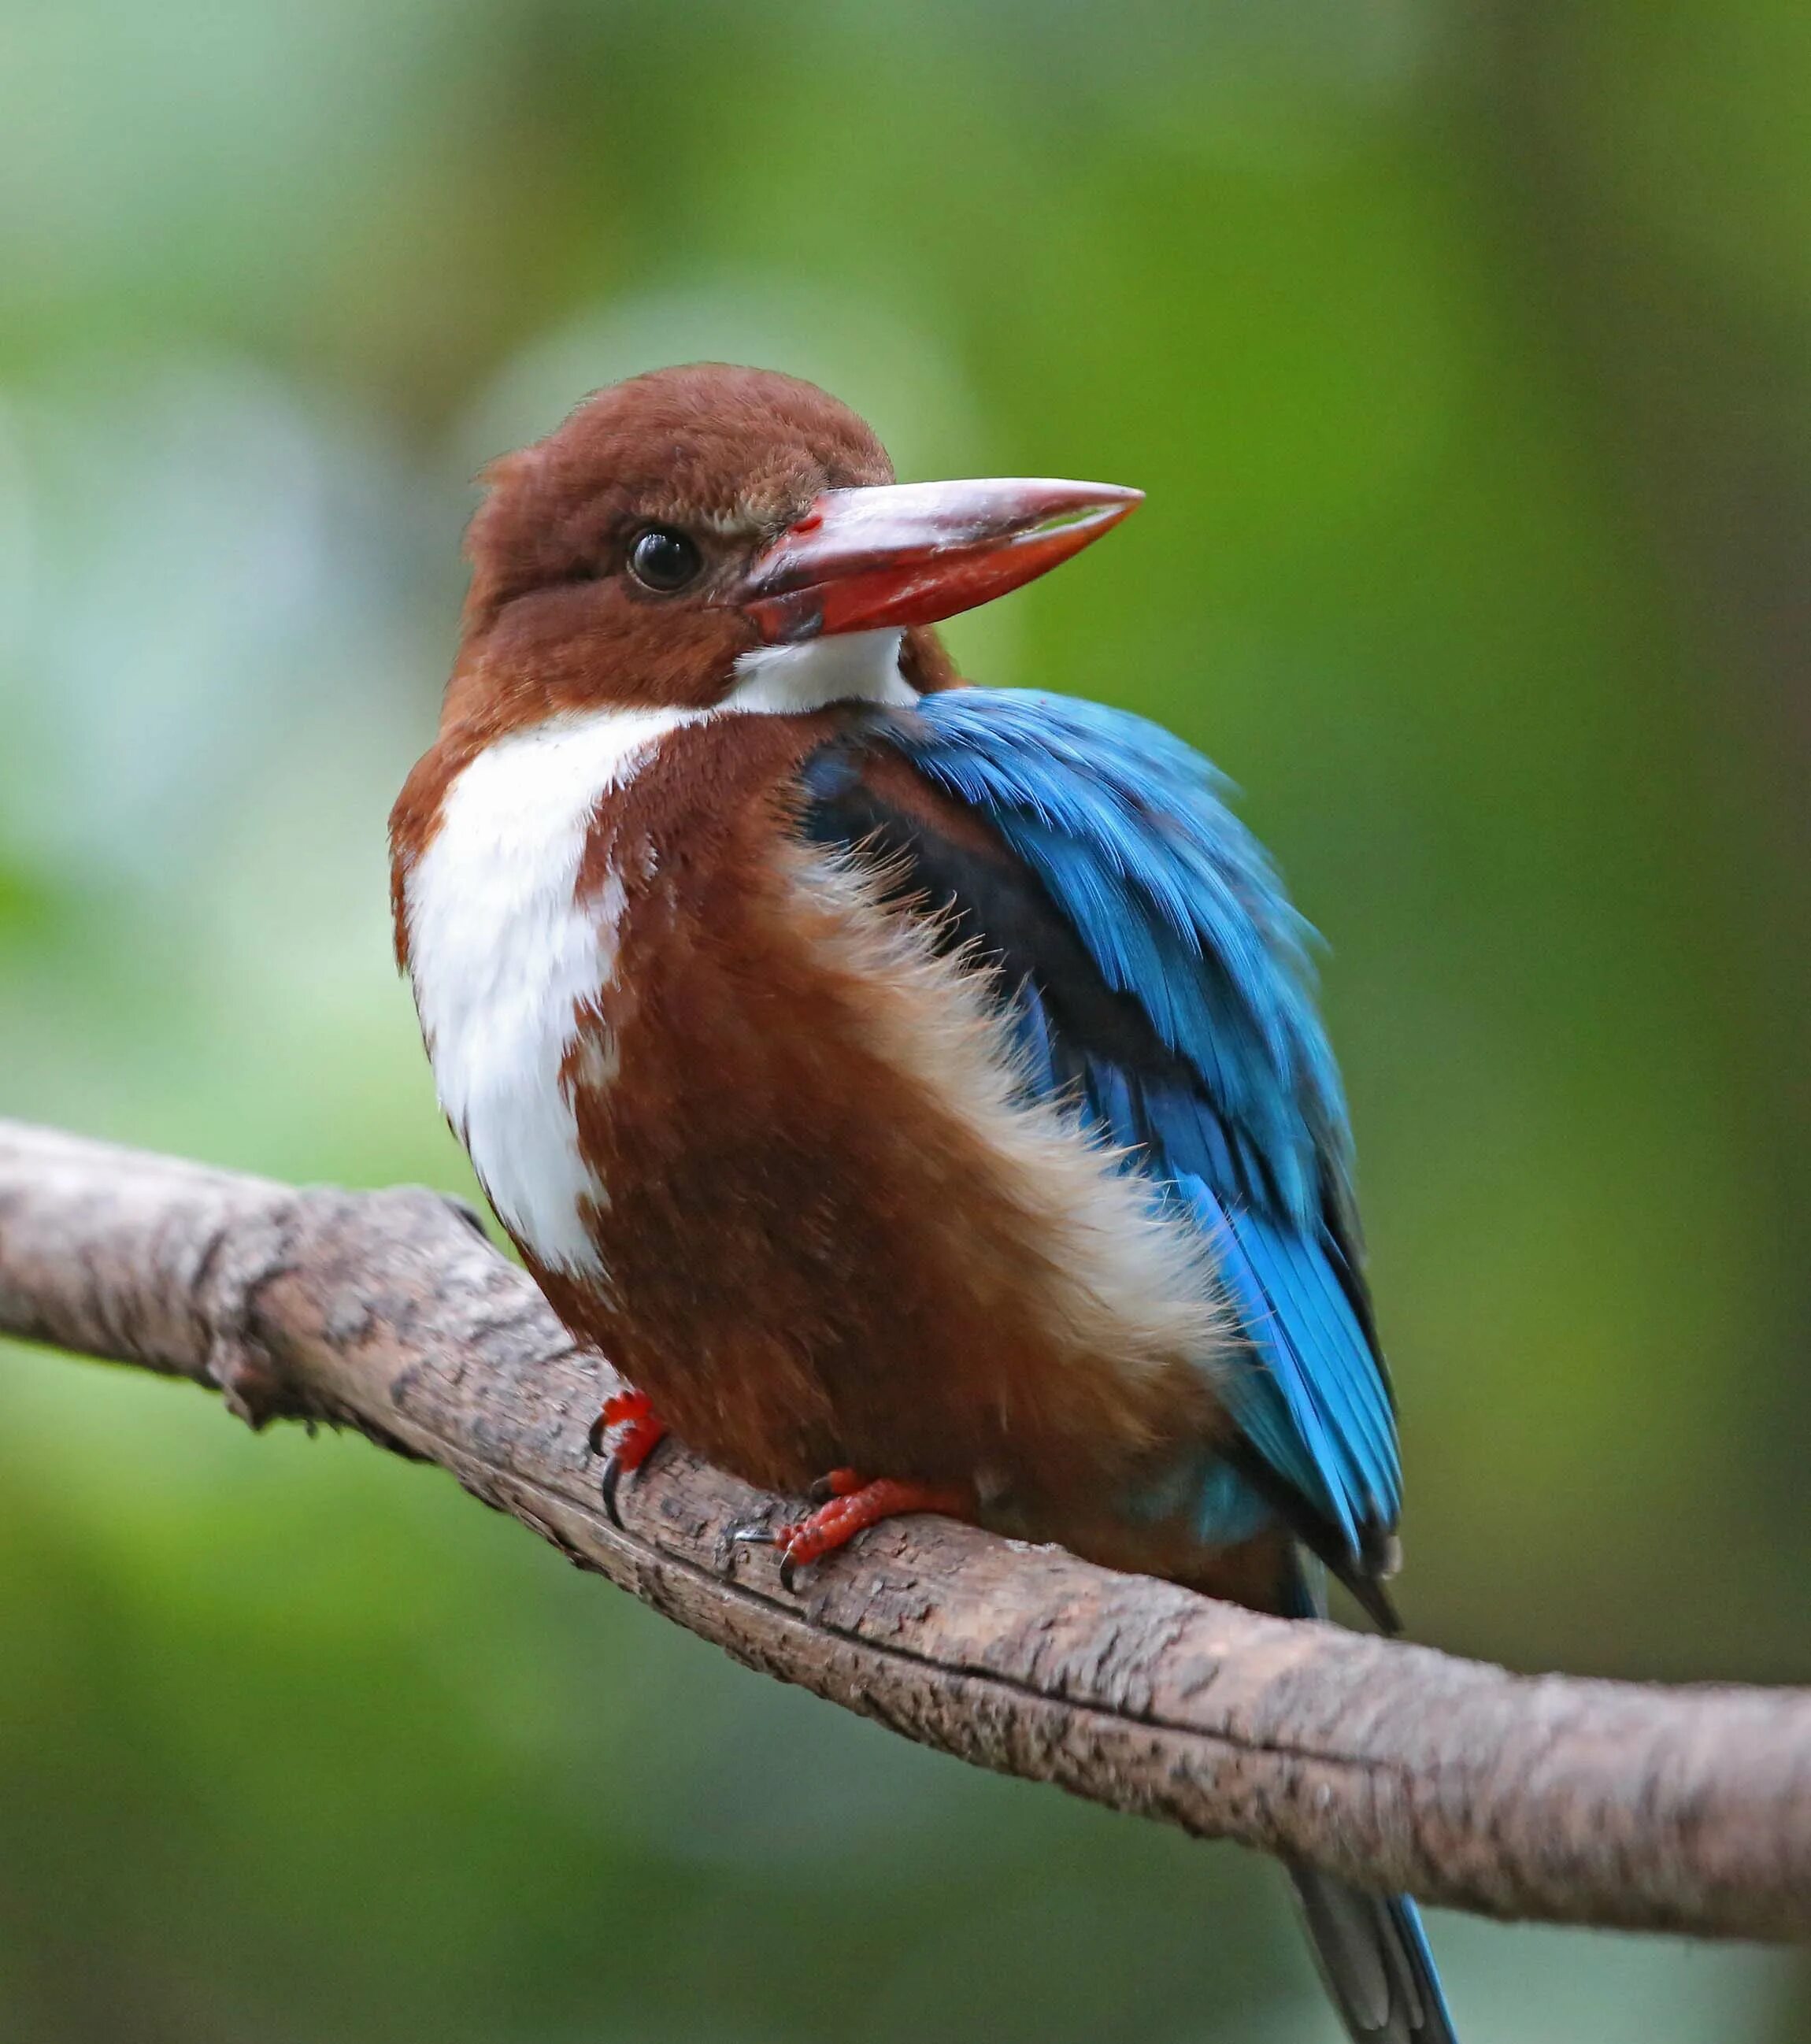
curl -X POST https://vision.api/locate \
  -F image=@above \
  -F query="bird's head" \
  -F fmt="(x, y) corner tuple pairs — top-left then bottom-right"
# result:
(444, 363), (1140, 733)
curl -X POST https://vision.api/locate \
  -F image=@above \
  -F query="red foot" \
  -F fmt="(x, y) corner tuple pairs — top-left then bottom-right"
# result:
(591, 1387), (668, 1473)
(807, 1467), (864, 1502)
(775, 1476), (972, 1582)
(587, 1387), (669, 1528)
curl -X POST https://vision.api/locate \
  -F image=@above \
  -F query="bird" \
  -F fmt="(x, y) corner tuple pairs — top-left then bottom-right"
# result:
(390, 361), (1457, 2042)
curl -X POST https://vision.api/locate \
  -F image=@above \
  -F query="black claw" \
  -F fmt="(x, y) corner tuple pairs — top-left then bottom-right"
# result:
(594, 1428), (670, 1531)
(599, 1453), (626, 1529)
(805, 1475), (836, 1506)
(779, 1552), (801, 1594)
(713, 1519), (772, 1572)
(585, 1413), (609, 1458)
(441, 1196), (494, 1242)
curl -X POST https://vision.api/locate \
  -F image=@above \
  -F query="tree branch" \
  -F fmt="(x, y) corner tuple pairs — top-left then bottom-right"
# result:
(1, 1119), (1806, 1941)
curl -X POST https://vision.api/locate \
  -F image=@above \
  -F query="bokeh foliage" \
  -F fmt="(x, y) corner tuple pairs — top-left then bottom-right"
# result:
(2, 3), (1809, 2038)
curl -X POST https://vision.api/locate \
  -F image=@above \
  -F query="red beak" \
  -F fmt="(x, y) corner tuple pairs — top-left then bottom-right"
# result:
(735, 477), (1143, 644)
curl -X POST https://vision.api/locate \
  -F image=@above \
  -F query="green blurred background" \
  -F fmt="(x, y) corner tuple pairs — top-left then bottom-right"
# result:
(3, 2), (1809, 2038)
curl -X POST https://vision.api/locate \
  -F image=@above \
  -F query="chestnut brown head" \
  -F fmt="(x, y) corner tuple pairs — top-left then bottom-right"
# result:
(445, 362), (1140, 734)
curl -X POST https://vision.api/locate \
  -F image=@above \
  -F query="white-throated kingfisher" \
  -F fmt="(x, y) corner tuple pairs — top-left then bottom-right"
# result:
(390, 365), (1457, 2042)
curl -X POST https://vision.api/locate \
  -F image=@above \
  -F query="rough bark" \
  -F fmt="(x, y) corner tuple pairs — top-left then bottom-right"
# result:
(1, 1118), (1806, 1940)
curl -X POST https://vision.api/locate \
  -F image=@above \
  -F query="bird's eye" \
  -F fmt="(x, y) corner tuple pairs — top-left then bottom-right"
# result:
(627, 526), (703, 593)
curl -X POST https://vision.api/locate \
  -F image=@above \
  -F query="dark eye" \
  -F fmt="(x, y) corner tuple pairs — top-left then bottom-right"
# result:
(627, 526), (702, 592)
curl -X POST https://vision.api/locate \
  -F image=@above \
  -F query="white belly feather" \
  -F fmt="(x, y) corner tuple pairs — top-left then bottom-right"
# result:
(403, 706), (702, 1274)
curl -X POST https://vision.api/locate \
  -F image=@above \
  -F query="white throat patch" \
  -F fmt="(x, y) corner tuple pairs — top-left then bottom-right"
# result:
(725, 627), (918, 713)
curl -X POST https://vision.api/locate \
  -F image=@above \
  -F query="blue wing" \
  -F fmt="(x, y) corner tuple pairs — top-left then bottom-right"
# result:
(800, 687), (1402, 1602)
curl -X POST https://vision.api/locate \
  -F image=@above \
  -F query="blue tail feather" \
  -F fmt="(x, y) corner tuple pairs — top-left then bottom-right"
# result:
(1287, 1870), (1459, 2043)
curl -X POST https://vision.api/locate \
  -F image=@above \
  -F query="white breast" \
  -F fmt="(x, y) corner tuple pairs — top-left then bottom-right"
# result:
(403, 706), (702, 1274)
